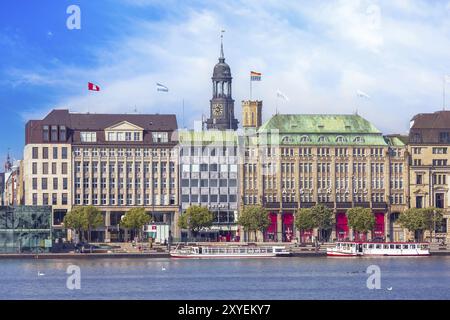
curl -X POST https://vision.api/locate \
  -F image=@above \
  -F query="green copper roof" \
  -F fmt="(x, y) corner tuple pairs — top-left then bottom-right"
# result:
(384, 135), (407, 147)
(259, 114), (381, 134)
(178, 130), (237, 144)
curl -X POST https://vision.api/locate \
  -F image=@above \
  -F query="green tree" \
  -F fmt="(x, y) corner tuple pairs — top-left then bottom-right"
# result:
(83, 206), (104, 242)
(421, 207), (444, 241)
(121, 208), (151, 241)
(347, 207), (375, 240)
(310, 204), (334, 242)
(400, 207), (444, 241)
(398, 208), (434, 241)
(63, 207), (85, 242)
(178, 205), (214, 238)
(295, 208), (315, 242)
(237, 205), (270, 242)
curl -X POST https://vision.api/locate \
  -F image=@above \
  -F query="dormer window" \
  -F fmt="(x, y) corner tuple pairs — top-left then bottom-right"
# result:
(336, 136), (347, 143)
(300, 135), (311, 143)
(318, 136), (328, 143)
(353, 136), (364, 143)
(51, 125), (58, 141)
(59, 126), (66, 141)
(152, 132), (168, 143)
(282, 136), (293, 144)
(80, 132), (97, 143)
(105, 121), (144, 142)
(43, 126), (49, 141)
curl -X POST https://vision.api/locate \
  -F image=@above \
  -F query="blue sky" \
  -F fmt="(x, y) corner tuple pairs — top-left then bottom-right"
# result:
(1, 0), (450, 164)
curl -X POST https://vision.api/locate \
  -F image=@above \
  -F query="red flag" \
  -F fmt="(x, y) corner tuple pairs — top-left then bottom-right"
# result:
(88, 82), (100, 91)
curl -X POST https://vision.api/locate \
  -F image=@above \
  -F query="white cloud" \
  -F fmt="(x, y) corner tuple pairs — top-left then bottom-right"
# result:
(17, 0), (450, 133)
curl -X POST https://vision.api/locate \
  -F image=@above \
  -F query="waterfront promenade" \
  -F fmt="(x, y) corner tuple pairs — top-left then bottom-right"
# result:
(1, 242), (449, 259)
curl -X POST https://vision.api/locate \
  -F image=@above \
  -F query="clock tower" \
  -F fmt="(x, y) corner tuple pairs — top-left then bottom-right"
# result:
(206, 34), (238, 130)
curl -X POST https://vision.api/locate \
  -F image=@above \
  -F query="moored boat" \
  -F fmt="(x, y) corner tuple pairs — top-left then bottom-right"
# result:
(170, 245), (291, 259)
(327, 241), (430, 257)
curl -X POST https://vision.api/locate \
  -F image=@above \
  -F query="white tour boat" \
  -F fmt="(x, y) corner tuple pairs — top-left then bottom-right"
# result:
(327, 241), (430, 257)
(170, 245), (291, 259)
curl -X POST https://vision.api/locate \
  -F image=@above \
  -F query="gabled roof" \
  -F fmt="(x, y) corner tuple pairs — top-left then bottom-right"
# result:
(258, 114), (381, 134)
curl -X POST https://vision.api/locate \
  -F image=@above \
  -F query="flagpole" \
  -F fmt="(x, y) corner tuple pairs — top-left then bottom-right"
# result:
(250, 76), (252, 100)
(443, 76), (446, 111)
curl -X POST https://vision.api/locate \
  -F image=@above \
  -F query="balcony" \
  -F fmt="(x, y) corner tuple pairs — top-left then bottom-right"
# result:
(354, 201), (371, 208)
(336, 202), (352, 209)
(372, 202), (388, 210)
(300, 202), (316, 208)
(264, 202), (280, 209)
(282, 202), (298, 209)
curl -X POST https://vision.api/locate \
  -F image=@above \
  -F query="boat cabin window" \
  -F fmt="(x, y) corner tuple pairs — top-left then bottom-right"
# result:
(383, 244), (389, 249)
(375, 244), (381, 249)
(421, 244), (428, 249)
(402, 245), (408, 249)
(368, 244), (373, 249)
(363, 244), (367, 249)
(395, 245), (401, 249)
(390, 244), (395, 249)
(410, 245), (416, 249)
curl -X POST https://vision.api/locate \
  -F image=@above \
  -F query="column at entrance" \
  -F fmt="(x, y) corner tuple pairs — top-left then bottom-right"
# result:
(277, 212), (282, 243)
(105, 211), (111, 243)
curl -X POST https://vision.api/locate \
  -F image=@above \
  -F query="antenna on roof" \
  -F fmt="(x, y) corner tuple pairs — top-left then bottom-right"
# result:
(134, 105), (138, 114)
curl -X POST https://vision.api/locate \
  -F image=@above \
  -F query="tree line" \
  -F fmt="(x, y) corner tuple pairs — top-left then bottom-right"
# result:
(62, 204), (444, 243)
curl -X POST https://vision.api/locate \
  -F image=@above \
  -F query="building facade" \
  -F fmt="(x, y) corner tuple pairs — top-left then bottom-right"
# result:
(240, 113), (407, 242)
(23, 110), (179, 242)
(408, 110), (450, 242)
(179, 130), (239, 241)
(0, 205), (52, 253)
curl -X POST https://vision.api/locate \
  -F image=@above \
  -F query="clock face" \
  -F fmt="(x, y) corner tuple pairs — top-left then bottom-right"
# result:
(213, 103), (223, 116)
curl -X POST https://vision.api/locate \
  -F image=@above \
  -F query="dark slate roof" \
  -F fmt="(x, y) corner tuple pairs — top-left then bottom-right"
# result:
(410, 110), (450, 129)
(25, 109), (178, 145)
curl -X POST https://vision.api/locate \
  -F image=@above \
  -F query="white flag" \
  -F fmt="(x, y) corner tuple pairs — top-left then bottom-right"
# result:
(356, 90), (370, 99)
(277, 89), (289, 101)
(156, 83), (169, 92)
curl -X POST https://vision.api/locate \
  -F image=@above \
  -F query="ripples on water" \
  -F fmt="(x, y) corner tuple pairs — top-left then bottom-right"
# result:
(0, 257), (449, 300)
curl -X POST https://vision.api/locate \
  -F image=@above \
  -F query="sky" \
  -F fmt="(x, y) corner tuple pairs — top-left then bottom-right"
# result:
(1, 0), (450, 164)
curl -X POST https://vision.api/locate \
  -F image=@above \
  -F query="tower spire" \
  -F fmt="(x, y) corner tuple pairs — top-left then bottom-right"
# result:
(219, 30), (225, 62)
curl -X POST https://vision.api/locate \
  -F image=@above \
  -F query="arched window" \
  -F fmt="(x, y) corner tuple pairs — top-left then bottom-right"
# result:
(318, 136), (328, 143)
(353, 136), (365, 143)
(335, 136), (347, 143)
(282, 136), (293, 144)
(300, 135), (311, 143)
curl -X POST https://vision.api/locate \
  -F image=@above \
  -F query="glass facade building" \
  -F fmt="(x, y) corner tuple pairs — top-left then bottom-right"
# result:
(0, 206), (52, 253)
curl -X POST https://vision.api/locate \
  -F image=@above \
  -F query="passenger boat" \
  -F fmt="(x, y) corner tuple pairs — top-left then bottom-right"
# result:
(170, 245), (291, 259)
(326, 241), (430, 257)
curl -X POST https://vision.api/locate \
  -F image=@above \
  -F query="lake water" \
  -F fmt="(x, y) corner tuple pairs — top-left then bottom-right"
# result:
(0, 257), (449, 300)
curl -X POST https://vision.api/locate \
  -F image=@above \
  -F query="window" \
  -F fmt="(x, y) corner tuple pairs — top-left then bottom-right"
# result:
(52, 194), (57, 205)
(80, 132), (97, 143)
(32, 163), (37, 174)
(32, 194), (38, 205)
(335, 136), (347, 143)
(53, 147), (58, 159)
(125, 132), (132, 141)
(62, 194), (68, 205)
(353, 136), (364, 143)
(43, 125), (49, 141)
(42, 178), (48, 190)
(134, 132), (141, 141)
(416, 174), (423, 185)
(32, 178), (37, 190)
(32, 147), (39, 159)
(43, 147), (48, 159)
(436, 193), (444, 209)
(432, 147), (447, 154)
(411, 133), (422, 143)
(53, 178), (58, 190)
(52, 163), (57, 174)
(439, 132), (450, 143)
(62, 162), (68, 175)
(433, 159), (448, 166)
(42, 163), (48, 175)
(416, 196), (423, 209)
(108, 132), (116, 141)
(300, 135), (311, 143)
(59, 126), (66, 141)
(152, 132), (168, 143)
(63, 178), (68, 190)
(51, 126), (58, 141)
